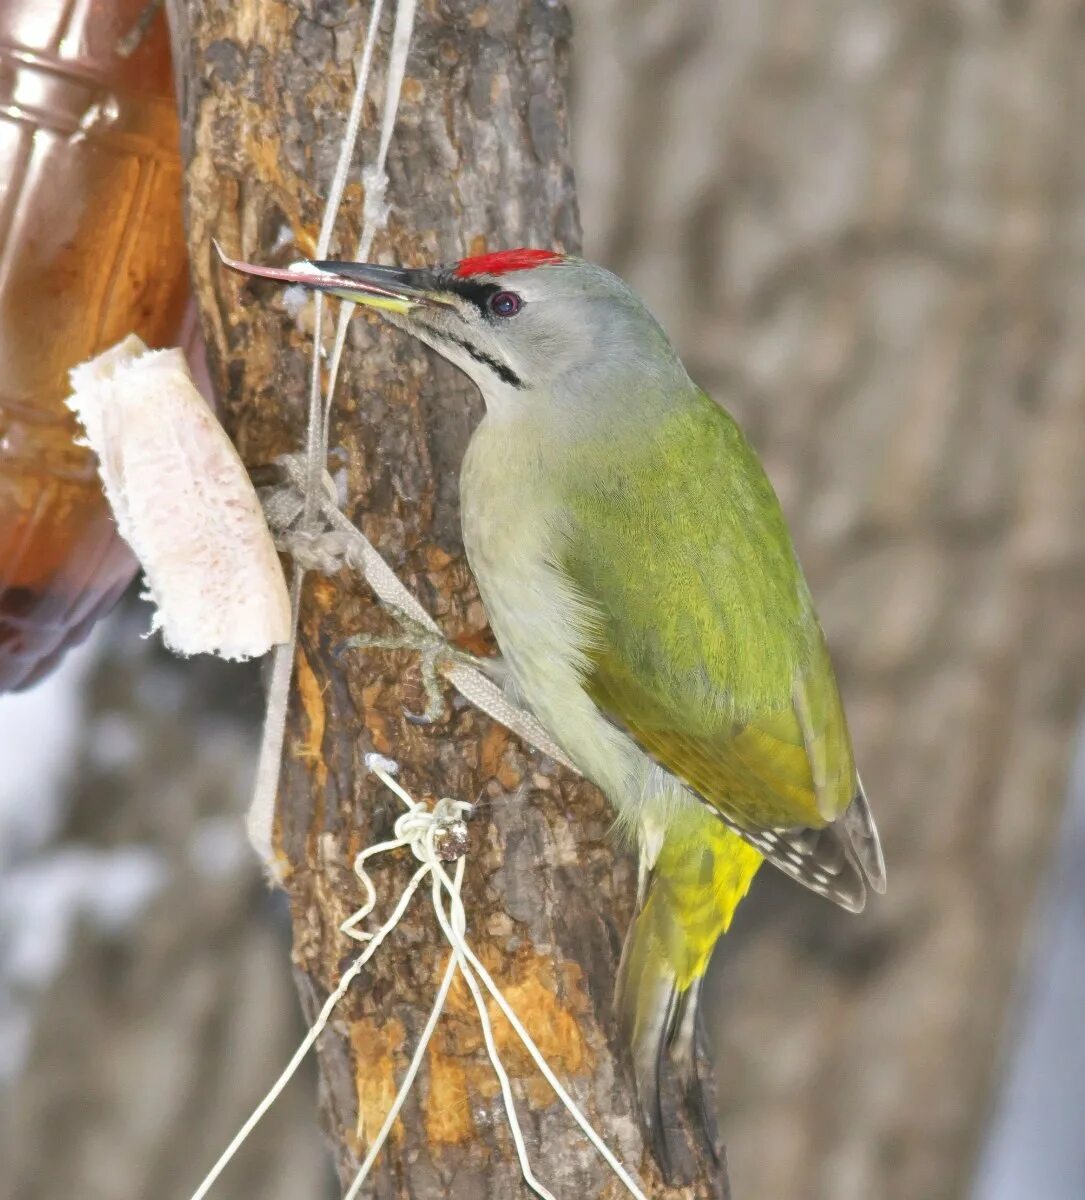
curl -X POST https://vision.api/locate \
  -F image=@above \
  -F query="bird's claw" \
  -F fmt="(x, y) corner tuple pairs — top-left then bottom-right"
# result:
(339, 618), (467, 725)
(403, 703), (441, 727)
(405, 638), (447, 723)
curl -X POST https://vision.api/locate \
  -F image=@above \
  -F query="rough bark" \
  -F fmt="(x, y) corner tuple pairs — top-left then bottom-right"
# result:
(173, 3), (719, 1198)
(570, 3), (1085, 1199)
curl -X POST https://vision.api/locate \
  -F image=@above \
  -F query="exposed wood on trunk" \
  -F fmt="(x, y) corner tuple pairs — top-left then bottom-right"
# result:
(173, 2), (722, 1196)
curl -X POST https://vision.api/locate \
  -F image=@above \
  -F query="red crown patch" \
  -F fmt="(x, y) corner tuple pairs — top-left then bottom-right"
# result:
(454, 248), (563, 278)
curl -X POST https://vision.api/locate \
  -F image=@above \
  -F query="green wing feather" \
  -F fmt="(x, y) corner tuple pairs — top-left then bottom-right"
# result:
(558, 391), (883, 907)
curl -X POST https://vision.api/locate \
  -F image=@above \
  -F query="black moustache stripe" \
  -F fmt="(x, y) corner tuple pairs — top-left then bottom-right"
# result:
(444, 332), (524, 389)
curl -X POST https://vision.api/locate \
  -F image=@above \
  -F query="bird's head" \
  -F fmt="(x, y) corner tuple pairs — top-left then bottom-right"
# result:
(218, 245), (688, 418)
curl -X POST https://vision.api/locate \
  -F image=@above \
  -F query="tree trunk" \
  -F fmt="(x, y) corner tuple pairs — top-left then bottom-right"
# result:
(570, 3), (1085, 1199)
(173, 3), (720, 1198)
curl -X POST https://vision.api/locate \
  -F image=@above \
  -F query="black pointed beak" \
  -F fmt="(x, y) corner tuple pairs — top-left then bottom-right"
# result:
(214, 242), (451, 314)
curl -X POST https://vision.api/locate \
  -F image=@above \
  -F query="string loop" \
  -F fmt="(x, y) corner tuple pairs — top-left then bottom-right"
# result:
(189, 755), (648, 1200)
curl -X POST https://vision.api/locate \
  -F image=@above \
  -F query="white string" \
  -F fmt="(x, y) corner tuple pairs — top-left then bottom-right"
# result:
(249, 0), (403, 876)
(248, 0), (581, 871)
(308, 0), (387, 507)
(323, 0), (418, 462)
(422, 868), (559, 1200)
(427, 862), (649, 1198)
(187, 844), (429, 1200)
(432, 872), (649, 1198)
(340, 764), (559, 1200)
(340, 870), (460, 1200)
(191, 756), (647, 1200)
(315, 0), (387, 261)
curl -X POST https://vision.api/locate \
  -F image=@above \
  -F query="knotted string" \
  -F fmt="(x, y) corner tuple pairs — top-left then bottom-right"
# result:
(189, 756), (647, 1200)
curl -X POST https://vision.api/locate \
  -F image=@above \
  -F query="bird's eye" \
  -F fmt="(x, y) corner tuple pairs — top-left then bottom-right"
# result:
(489, 290), (522, 318)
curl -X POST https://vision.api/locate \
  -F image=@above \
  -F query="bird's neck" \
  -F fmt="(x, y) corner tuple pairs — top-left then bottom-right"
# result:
(477, 357), (700, 452)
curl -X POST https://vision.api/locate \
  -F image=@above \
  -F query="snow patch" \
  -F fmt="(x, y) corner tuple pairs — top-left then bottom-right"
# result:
(0, 638), (99, 870)
(0, 844), (167, 1079)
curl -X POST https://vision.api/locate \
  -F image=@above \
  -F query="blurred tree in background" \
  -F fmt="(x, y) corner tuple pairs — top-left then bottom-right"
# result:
(2, 3), (1084, 1199)
(569, 3), (1085, 1197)
(0, 610), (332, 1200)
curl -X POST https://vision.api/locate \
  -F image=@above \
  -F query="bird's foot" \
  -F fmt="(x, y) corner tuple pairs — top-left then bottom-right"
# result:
(339, 611), (502, 725)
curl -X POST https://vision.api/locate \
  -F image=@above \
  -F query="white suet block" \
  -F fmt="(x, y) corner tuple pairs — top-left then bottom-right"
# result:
(67, 335), (291, 660)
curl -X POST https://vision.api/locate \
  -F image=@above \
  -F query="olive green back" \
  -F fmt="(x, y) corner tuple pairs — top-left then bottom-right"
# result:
(558, 391), (856, 833)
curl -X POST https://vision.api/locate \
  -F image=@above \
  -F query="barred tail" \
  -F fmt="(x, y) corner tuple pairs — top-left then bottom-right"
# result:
(615, 810), (762, 1180)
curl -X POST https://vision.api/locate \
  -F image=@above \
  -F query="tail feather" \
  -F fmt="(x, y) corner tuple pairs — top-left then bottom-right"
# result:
(615, 811), (761, 1182)
(616, 789), (882, 1177)
(615, 909), (682, 1173)
(668, 977), (723, 1169)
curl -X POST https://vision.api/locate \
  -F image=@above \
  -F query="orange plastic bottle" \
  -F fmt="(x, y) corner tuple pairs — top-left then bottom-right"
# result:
(0, 0), (188, 691)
